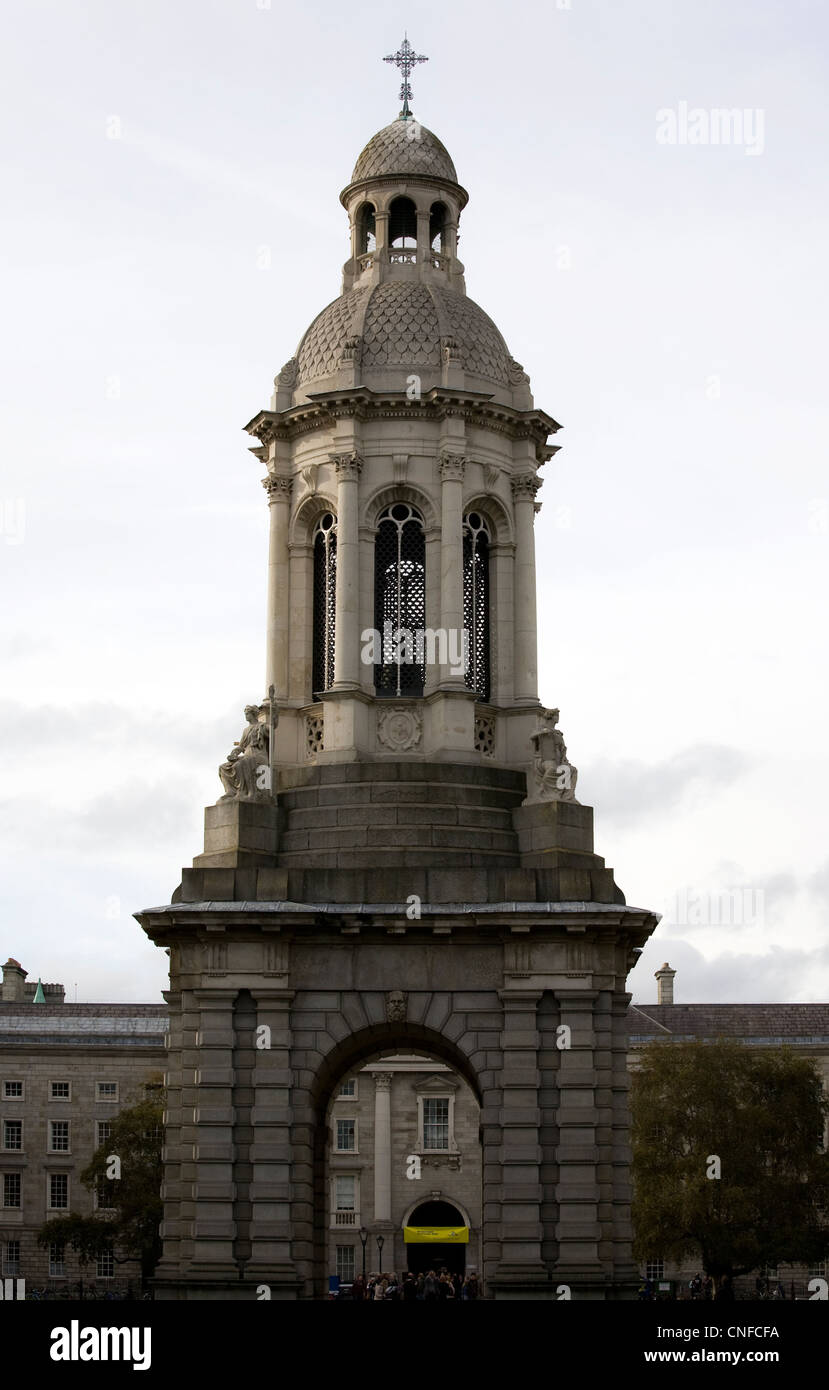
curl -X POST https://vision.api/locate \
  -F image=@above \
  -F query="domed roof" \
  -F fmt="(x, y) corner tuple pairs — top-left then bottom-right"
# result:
(295, 281), (513, 387)
(350, 118), (458, 185)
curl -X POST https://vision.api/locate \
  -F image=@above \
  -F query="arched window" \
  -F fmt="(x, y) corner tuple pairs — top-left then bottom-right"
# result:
(374, 503), (425, 697)
(312, 513), (337, 695)
(356, 202), (376, 254)
(463, 512), (490, 701)
(388, 196), (417, 249)
(430, 201), (447, 252)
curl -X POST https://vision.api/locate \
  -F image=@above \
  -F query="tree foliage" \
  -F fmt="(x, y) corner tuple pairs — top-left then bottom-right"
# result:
(38, 1084), (164, 1287)
(631, 1041), (829, 1280)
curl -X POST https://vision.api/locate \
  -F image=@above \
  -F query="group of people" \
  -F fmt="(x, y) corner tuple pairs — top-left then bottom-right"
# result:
(344, 1270), (480, 1301)
(638, 1272), (789, 1301)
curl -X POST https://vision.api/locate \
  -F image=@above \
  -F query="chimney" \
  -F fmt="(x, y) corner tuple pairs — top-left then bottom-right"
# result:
(655, 962), (676, 1005)
(2, 958), (27, 1002)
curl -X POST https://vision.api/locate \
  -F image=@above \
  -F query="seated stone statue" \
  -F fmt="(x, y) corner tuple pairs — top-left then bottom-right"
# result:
(218, 704), (274, 803)
(527, 708), (579, 804)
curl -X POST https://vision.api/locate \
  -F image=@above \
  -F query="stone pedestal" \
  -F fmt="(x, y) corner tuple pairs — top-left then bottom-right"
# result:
(193, 801), (282, 869)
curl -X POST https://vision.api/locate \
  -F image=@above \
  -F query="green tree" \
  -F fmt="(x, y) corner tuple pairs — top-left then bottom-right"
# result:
(631, 1041), (829, 1285)
(82, 1089), (164, 1284)
(38, 1085), (164, 1291)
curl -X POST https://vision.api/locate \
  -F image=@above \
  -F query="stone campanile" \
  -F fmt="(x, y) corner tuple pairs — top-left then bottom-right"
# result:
(137, 61), (658, 1300)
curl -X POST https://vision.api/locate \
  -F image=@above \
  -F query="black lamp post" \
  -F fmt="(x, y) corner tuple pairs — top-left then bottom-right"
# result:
(359, 1226), (368, 1281)
(376, 1234), (385, 1275)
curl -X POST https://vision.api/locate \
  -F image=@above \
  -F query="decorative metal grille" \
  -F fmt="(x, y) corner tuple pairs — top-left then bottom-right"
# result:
(312, 513), (337, 696)
(463, 513), (491, 701)
(374, 503), (426, 697)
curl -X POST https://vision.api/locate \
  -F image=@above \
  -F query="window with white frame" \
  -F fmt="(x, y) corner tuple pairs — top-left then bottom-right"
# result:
(761, 1263), (779, 1282)
(423, 1097), (449, 1150)
(645, 1259), (664, 1282)
(94, 1177), (117, 1212)
(2, 1120), (22, 1151)
(3, 1174), (21, 1208)
(336, 1246), (355, 1283)
(50, 1081), (70, 1101)
(97, 1247), (115, 1278)
(334, 1175), (355, 1210)
(2, 1080), (23, 1099)
(49, 1121), (70, 1153)
(96, 1081), (118, 1102)
(3, 1240), (20, 1276)
(335, 1118), (356, 1152)
(96, 1121), (111, 1147)
(809, 1261), (827, 1278)
(49, 1242), (66, 1277)
(339, 1079), (357, 1099)
(49, 1173), (69, 1209)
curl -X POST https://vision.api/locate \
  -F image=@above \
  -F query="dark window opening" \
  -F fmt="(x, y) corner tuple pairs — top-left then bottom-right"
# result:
(357, 202), (376, 254)
(374, 503), (425, 697)
(313, 513), (337, 696)
(463, 512), (490, 701)
(430, 202), (447, 252)
(389, 196), (417, 249)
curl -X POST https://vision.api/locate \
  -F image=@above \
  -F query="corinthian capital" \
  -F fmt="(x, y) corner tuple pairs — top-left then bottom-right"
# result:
(331, 452), (364, 482)
(439, 451), (466, 482)
(511, 473), (542, 502)
(373, 1072), (393, 1091)
(262, 473), (293, 503)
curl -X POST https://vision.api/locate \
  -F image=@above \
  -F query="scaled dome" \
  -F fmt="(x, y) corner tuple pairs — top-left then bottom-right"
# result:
(295, 281), (513, 388)
(350, 119), (458, 185)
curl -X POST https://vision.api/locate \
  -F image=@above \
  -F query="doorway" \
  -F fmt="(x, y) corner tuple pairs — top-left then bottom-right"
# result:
(405, 1199), (467, 1277)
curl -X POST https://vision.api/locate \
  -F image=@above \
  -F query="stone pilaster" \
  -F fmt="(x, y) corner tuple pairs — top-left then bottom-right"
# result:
(554, 990), (605, 1288)
(511, 474), (541, 703)
(373, 1072), (393, 1224)
(246, 986), (301, 1294)
(331, 453), (363, 691)
(438, 452), (466, 689)
(186, 989), (237, 1278)
(491, 990), (547, 1291)
(262, 474), (292, 700)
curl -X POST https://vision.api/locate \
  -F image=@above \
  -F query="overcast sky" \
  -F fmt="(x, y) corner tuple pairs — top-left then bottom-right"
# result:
(1, 0), (827, 1005)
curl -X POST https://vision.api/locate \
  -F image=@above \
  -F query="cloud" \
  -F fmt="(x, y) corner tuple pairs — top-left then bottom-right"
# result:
(632, 937), (829, 1006)
(583, 744), (755, 826)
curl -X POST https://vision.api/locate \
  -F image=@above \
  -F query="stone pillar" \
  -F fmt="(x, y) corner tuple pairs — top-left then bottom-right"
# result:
(416, 208), (430, 262)
(263, 474), (292, 700)
(511, 474), (541, 703)
(153, 987), (185, 1288)
(492, 990), (547, 1291)
(331, 453), (362, 691)
(554, 990), (604, 1289)
(373, 1072), (393, 1224)
(438, 452), (466, 688)
(247, 985), (301, 1295)
(186, 989), (238, 1278)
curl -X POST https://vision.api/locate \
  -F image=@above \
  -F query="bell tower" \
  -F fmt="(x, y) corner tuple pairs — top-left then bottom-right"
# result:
(136, 50), (658, 1301)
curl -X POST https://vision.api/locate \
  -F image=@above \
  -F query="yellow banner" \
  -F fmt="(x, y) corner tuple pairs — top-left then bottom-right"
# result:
(403, 1226), (469, 1244)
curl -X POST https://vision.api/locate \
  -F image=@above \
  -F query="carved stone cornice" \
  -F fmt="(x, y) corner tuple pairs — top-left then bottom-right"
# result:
(262, 473), (293, 503)
(511, 473), (542, 502)
(331, 452), (364, 482)
(439, 451), (466, 483)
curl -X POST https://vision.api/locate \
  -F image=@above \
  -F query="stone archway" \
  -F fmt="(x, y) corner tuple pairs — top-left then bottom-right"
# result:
(304, 1022), (484, 1299)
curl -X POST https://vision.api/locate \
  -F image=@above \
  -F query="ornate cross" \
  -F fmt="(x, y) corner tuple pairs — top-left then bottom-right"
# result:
(383, 35), (428, 118)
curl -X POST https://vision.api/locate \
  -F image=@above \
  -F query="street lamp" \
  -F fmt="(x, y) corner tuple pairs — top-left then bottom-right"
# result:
(376, 1234), (385, 1275)
(359, 1226), (368, 1281)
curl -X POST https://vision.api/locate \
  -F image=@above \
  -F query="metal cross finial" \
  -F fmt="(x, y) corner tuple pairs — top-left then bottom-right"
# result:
(383, 34), (428, 118)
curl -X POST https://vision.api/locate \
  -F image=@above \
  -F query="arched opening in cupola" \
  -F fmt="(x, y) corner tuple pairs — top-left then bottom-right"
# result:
(356, 202), (376, 254)
(374, 503), (425, 697)
(312, 512), (337, 696)
(388, 196), (417, 249)
(463, 512), (490, 701)
(429, 201), (447, 253)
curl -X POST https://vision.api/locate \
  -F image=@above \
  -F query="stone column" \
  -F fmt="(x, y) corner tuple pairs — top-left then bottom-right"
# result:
(511, 474), (541, 703)
(416, 208), (430, 262)
(439, 452), (466, 688)
(186, 988), (238, 1278)
(247, 985), (300, 1295)
(262, 474), (292, 700)
(554, 990), (604, 1289)
(492, 990), (547, 1291)
(331, 453), (362, 690)
(373, 1072), (393, 1224)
